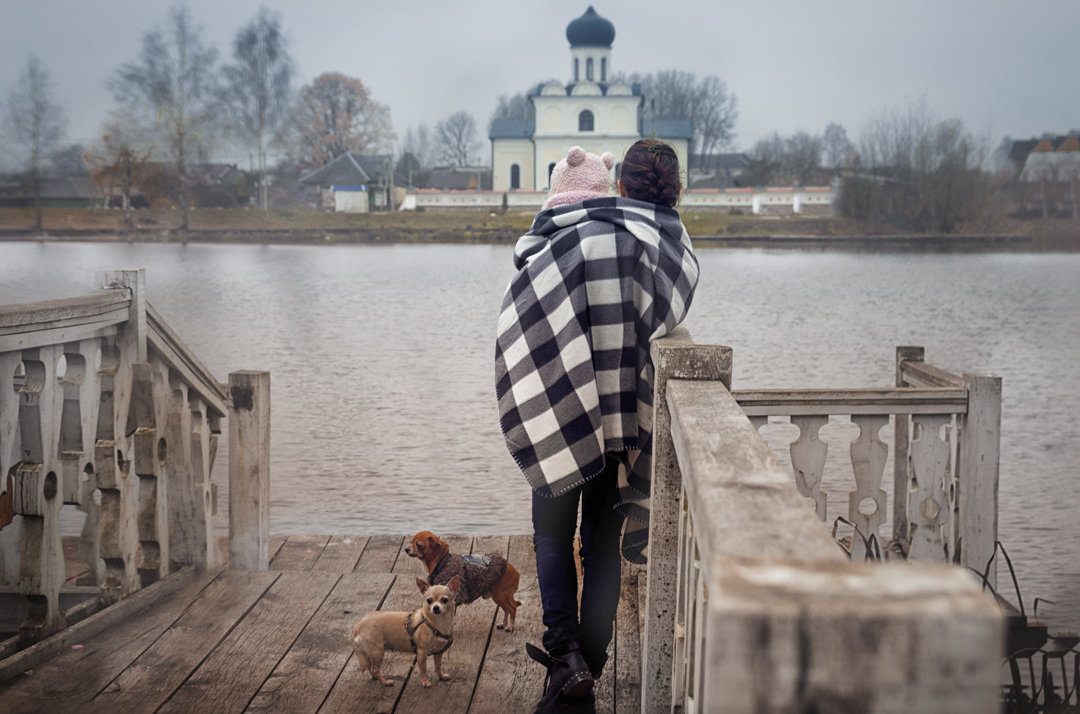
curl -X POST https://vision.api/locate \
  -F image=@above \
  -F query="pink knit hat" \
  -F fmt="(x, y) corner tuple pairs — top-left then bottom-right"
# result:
(543, 146), (616, 209)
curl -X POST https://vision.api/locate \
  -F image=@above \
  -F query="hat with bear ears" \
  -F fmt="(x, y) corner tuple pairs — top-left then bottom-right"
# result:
(543, 145), (616, 209)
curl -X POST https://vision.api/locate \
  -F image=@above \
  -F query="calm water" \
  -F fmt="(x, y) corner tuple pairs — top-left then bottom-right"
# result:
(1, 241), (1078, 632)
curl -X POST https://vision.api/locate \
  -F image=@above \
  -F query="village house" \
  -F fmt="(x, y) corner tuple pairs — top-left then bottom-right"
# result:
(297, 152), (395, 212)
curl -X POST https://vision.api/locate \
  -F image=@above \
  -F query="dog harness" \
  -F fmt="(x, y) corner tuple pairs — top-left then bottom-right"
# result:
(405, 610), (454, 656)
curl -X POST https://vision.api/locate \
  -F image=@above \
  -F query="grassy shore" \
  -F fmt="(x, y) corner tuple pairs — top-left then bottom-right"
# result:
(1, 206), (1076, 249)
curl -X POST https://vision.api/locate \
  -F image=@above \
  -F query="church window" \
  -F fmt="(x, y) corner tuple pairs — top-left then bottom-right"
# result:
(510, 164), (520, 190)
(579, 110), (594, 132)
(601, 58), (607, 82)
(574, 58), (579, 82)
(586, 57), (594, 81)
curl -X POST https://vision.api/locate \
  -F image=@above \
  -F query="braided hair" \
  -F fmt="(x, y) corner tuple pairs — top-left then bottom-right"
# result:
(619, 139), (683, 207)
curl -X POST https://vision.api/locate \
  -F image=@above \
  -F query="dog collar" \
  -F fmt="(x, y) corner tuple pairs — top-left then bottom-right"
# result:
(428, 552), (452, 583)
(405, 611), (454, 656)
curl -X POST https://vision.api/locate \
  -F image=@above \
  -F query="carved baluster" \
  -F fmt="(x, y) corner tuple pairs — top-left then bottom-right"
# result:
(95, 340), (140, 603)
(790, 415), (829, 520)
(908, 415), (951, 562)
(945, 417), (960, 562)
(673, 489), (692, 705)
(848, 415), (889, 561)
(13, 346), (66, 643)
(161, 369), (191, 568)
(190, 397), (219, 568)
(1, 353), (23, 551)
(75, 338), (104, 585)
(132, 361), (168, 585)
(58, 345), (86, 504)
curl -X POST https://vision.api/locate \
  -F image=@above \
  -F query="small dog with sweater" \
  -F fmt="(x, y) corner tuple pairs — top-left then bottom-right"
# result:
(406, 531), (521, 632)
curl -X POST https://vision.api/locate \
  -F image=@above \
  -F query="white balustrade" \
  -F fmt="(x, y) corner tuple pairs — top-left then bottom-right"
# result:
(643, 334), (1004, 713)
(0, 270), (267, 652)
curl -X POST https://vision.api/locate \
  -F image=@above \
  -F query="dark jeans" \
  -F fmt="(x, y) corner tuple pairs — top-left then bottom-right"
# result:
(532, 453), (625, 663)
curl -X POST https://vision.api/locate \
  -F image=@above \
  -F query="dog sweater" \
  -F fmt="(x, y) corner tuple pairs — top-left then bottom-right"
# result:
(428, 552), (508, 605)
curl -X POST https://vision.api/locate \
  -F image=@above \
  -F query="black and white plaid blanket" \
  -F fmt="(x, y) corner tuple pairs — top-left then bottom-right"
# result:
(495, 197), (699, 563)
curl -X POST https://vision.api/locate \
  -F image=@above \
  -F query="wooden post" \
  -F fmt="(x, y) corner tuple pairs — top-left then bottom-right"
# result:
(97, 270), (145, 602)
(893, 346), (924, 544)
(643, 327), (731, 714)
(12, 346), (66, 644)
(958, 372), (1001, 587)
(228, 371), (270, 570)
(100, 270), (147, 363)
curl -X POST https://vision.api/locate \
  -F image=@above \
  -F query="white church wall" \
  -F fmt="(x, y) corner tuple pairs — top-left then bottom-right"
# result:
(540, 106), (563, 133)
(492, 140), (536, 191)
(610, 106), (633, 133)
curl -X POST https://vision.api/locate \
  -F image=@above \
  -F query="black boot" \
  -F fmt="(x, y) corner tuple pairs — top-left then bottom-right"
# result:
(526, 639), (595, 713)
(581, 648), (608, 679)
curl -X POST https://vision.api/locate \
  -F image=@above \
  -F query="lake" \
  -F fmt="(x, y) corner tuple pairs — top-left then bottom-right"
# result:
(1, 239), (1078, 633)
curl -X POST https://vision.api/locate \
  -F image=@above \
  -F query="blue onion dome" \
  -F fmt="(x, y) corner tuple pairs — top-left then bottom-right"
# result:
(566, 6), (615, 47)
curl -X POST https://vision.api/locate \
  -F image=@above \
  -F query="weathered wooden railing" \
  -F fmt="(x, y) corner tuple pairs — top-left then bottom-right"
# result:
(0, 270), (270, 655)
(736, 345), (1001, 574)
(642, 327), (1004, 713)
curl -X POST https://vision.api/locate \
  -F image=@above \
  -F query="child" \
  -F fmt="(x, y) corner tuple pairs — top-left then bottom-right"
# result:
(542, 146), (616, 209)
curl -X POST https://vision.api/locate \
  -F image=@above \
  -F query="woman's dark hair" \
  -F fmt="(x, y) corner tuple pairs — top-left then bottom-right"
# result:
(619, 139), (682, 207)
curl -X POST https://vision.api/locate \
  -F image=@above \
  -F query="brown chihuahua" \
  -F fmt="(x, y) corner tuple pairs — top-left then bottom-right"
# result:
(350, 576), (462, 687)
(406, 531), (521, 632)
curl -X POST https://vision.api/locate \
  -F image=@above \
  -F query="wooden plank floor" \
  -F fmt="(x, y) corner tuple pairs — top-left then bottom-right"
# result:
(0, 534), (645, 713)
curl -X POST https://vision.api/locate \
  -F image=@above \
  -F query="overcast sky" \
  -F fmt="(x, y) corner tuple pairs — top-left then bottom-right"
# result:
(2, 0), (1078, 168)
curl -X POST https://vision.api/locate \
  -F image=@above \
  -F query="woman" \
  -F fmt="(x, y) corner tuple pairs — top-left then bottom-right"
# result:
(495, 139), (699, 713)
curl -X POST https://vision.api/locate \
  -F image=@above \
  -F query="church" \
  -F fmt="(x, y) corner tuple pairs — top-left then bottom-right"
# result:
(489, 6), (691, 193)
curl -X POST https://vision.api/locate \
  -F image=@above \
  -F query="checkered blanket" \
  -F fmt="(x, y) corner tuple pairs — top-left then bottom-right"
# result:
(495, 197), (699, 563)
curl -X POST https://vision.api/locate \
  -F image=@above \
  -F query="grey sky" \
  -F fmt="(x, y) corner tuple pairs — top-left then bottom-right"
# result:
(3, 0), (1078, 168)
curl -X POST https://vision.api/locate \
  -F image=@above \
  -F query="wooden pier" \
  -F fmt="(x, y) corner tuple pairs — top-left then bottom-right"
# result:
(0, 533), (644, 713)
(2, 270), (1014, 712)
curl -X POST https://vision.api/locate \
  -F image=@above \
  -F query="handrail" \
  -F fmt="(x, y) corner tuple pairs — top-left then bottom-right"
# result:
(733, 386), (968, 415)
(0, 290), (130, 328)
(146, 304), (227, 415)
(0, 290), (130, 353)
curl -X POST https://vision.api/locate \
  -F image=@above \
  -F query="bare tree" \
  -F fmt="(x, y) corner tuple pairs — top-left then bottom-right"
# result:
(279, 72), (393, 171)
(746, 131), (825, 186)
(489, 90), (535, 129)
(692, 75), (739, 159)
(823, 123), (854, 168)
(401, 124), (434, 167)
(633, 70), (738, 164)
(221, 7), (294, 209)
(4, 54), (66, 231)
(435, 111), (481, 168)
(84, 117), (154, 229)
(50, 143), (88, 177)
(399, 123), (435, 186)
(109, 4), (219, 232)
(840, 98), (989, 231)
(784, 131), (825, 185)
